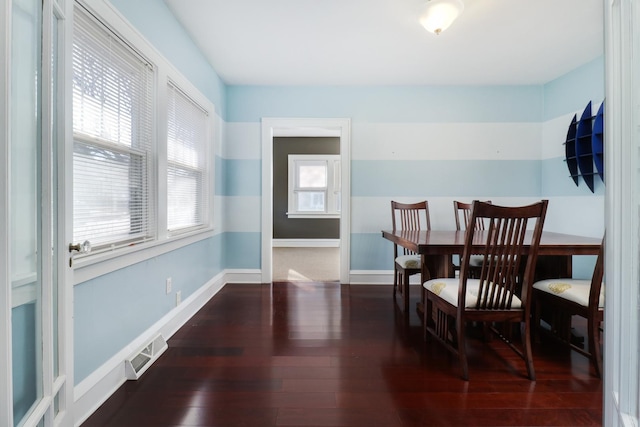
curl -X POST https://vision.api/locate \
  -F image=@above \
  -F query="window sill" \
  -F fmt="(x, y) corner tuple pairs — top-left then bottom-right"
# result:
(286, 213), (340, 219)
(72, 227), (215, 285)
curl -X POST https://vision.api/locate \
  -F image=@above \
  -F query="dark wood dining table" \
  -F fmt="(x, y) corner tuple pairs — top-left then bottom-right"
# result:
(382, 229), (602, 312)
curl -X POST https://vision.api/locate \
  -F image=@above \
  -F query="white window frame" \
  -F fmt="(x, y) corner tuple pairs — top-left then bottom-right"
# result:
(69, 0), (216, 284)
(287, 154), (340, 219)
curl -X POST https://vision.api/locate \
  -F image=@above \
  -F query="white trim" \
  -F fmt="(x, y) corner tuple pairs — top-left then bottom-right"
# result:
(0, 0), (12, 424)
(604, 0), (640, 425)
(286, 213), (340, 219)
(223, 269), (263, 284)
(348, 270), (423, 285)
(73, 272), (226, 426)
(73, 229), (215, 284)
(261, 118), (351, 284)
(60, 0), (75, 424)
(272, 239), (339, 248)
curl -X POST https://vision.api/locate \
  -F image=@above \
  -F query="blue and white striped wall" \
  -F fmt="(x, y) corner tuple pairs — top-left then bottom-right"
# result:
(223, 59), (604, 279)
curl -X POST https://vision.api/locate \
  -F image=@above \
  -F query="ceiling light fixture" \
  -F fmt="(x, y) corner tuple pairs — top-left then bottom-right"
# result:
(420, 0), (464, 35)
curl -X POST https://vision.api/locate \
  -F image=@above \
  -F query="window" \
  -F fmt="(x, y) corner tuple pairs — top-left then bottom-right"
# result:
(288, 155), (340, 218)
(72, 5), (154, 251)
(166, 82), (209, 233)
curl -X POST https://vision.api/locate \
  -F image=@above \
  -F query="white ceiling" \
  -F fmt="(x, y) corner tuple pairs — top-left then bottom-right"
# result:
(163, 0), (603, 86)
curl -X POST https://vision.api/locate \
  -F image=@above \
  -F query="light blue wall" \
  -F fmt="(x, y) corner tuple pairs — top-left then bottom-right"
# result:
(228, 85), (542, 123)
(74, 235), (224, 382)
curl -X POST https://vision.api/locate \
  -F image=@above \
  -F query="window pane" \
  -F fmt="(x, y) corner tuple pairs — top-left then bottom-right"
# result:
(298, 164), (326, 188)
(167, 166), (202, 230)
(167, 82), (207, 232)
(73, 142), (146, 245)
(72, 6), (154, 250)
(297, 191), (325, 212)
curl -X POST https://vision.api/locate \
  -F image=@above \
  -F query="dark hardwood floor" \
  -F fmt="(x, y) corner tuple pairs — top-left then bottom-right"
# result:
(82, 283), (603, 426)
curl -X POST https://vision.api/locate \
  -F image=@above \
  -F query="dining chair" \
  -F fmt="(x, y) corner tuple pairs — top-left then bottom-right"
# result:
(453, 200), (490, 278)
(423, 200), (548, 380)
(532, 237), (604, 377)
(391, 200), (431, 314)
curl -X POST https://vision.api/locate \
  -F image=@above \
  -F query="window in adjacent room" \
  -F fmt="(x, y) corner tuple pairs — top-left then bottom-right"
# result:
(287, 155), (341, 218)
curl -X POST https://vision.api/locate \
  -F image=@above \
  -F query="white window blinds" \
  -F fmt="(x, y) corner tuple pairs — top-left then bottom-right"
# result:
(166, 82), (208, 232)
(72, 6), (154, 250)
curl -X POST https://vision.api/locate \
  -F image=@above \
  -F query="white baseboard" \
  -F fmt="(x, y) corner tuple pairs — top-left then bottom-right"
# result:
(272, 239), (340, 248)
(348, 270), (421, 285)
(223, 269), (263, 283)
(73, 272), (226, 426)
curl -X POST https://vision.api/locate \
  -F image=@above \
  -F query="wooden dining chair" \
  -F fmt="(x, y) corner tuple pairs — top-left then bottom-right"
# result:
(423, 200), (548, 380)
(453, 200), (490, 278)
(532, 237), (604, 377)
(391, 200), (431, 313)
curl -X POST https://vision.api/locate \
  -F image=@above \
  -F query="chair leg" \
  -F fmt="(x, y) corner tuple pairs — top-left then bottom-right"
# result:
(403, 273), (410, 313)
(588, 317), (603, 378)
(457, 317), (469, 381)
(393, 266), (398, 299)
(522, 319), (536, 381)
(423, 291), (432, 341)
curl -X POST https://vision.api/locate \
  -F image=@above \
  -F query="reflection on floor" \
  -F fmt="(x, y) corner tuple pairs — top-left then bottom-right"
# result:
(272, 247), (339, 282)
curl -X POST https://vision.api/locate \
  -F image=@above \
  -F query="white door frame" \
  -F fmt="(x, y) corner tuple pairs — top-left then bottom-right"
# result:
(261, 118), (351, 284)
(604, 0), (640, 425)
(0, 0), (73, 425)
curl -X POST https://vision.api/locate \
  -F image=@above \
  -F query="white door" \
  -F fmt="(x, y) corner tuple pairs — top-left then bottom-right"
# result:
(604, 0), (640, 425)
(1, 0), (72, 425)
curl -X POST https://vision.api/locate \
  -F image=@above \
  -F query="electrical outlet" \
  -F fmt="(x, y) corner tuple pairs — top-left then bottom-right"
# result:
(166, 277), (172, 294)
(175, 290), (181, 306)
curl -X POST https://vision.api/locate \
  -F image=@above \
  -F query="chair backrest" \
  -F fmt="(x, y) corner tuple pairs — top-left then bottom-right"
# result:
(391, 201), (430, 256)
(454, 200), (490, 231)
(391, 201), (431, 231)
(459, 200), (548, 311)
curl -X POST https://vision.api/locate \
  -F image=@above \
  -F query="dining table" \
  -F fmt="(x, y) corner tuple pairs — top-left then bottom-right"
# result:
(381, 229), (602, 313)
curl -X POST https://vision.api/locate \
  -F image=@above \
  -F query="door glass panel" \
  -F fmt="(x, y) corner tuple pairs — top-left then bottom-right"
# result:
(11, 0), (44, 425)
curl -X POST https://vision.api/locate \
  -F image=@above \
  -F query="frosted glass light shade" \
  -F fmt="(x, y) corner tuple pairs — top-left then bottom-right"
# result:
(420, 0), (464, 35)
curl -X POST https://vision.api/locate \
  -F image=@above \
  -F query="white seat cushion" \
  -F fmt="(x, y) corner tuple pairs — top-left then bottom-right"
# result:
(533, 279), (604, 308)
(423, 278), (522, 309)
(395, 254), (420, 269)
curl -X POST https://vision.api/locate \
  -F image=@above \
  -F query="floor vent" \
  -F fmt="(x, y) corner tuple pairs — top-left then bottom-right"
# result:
(124, 334), (168, 380)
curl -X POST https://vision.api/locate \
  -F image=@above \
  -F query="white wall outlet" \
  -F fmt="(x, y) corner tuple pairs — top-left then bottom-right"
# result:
(166, 277), (172, 294)
(175, 290), (181, 306)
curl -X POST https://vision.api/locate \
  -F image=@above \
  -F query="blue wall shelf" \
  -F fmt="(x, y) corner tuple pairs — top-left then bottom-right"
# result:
(564, 100), (604, 193)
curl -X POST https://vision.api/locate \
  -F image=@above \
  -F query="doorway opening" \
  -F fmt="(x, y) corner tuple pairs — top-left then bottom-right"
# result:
(261, 118), (351, 284)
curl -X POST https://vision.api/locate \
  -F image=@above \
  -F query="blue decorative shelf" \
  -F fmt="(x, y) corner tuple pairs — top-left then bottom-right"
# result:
(592, 101), (604, 182)
(564, 114), (578, 187)
(564, 100), (604, 193)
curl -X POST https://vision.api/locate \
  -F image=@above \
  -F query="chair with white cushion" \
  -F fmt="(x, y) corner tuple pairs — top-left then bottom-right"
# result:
(532, 238), (604, 377)
(423, 200), (548, 380)
(391, 201), (431, 314)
